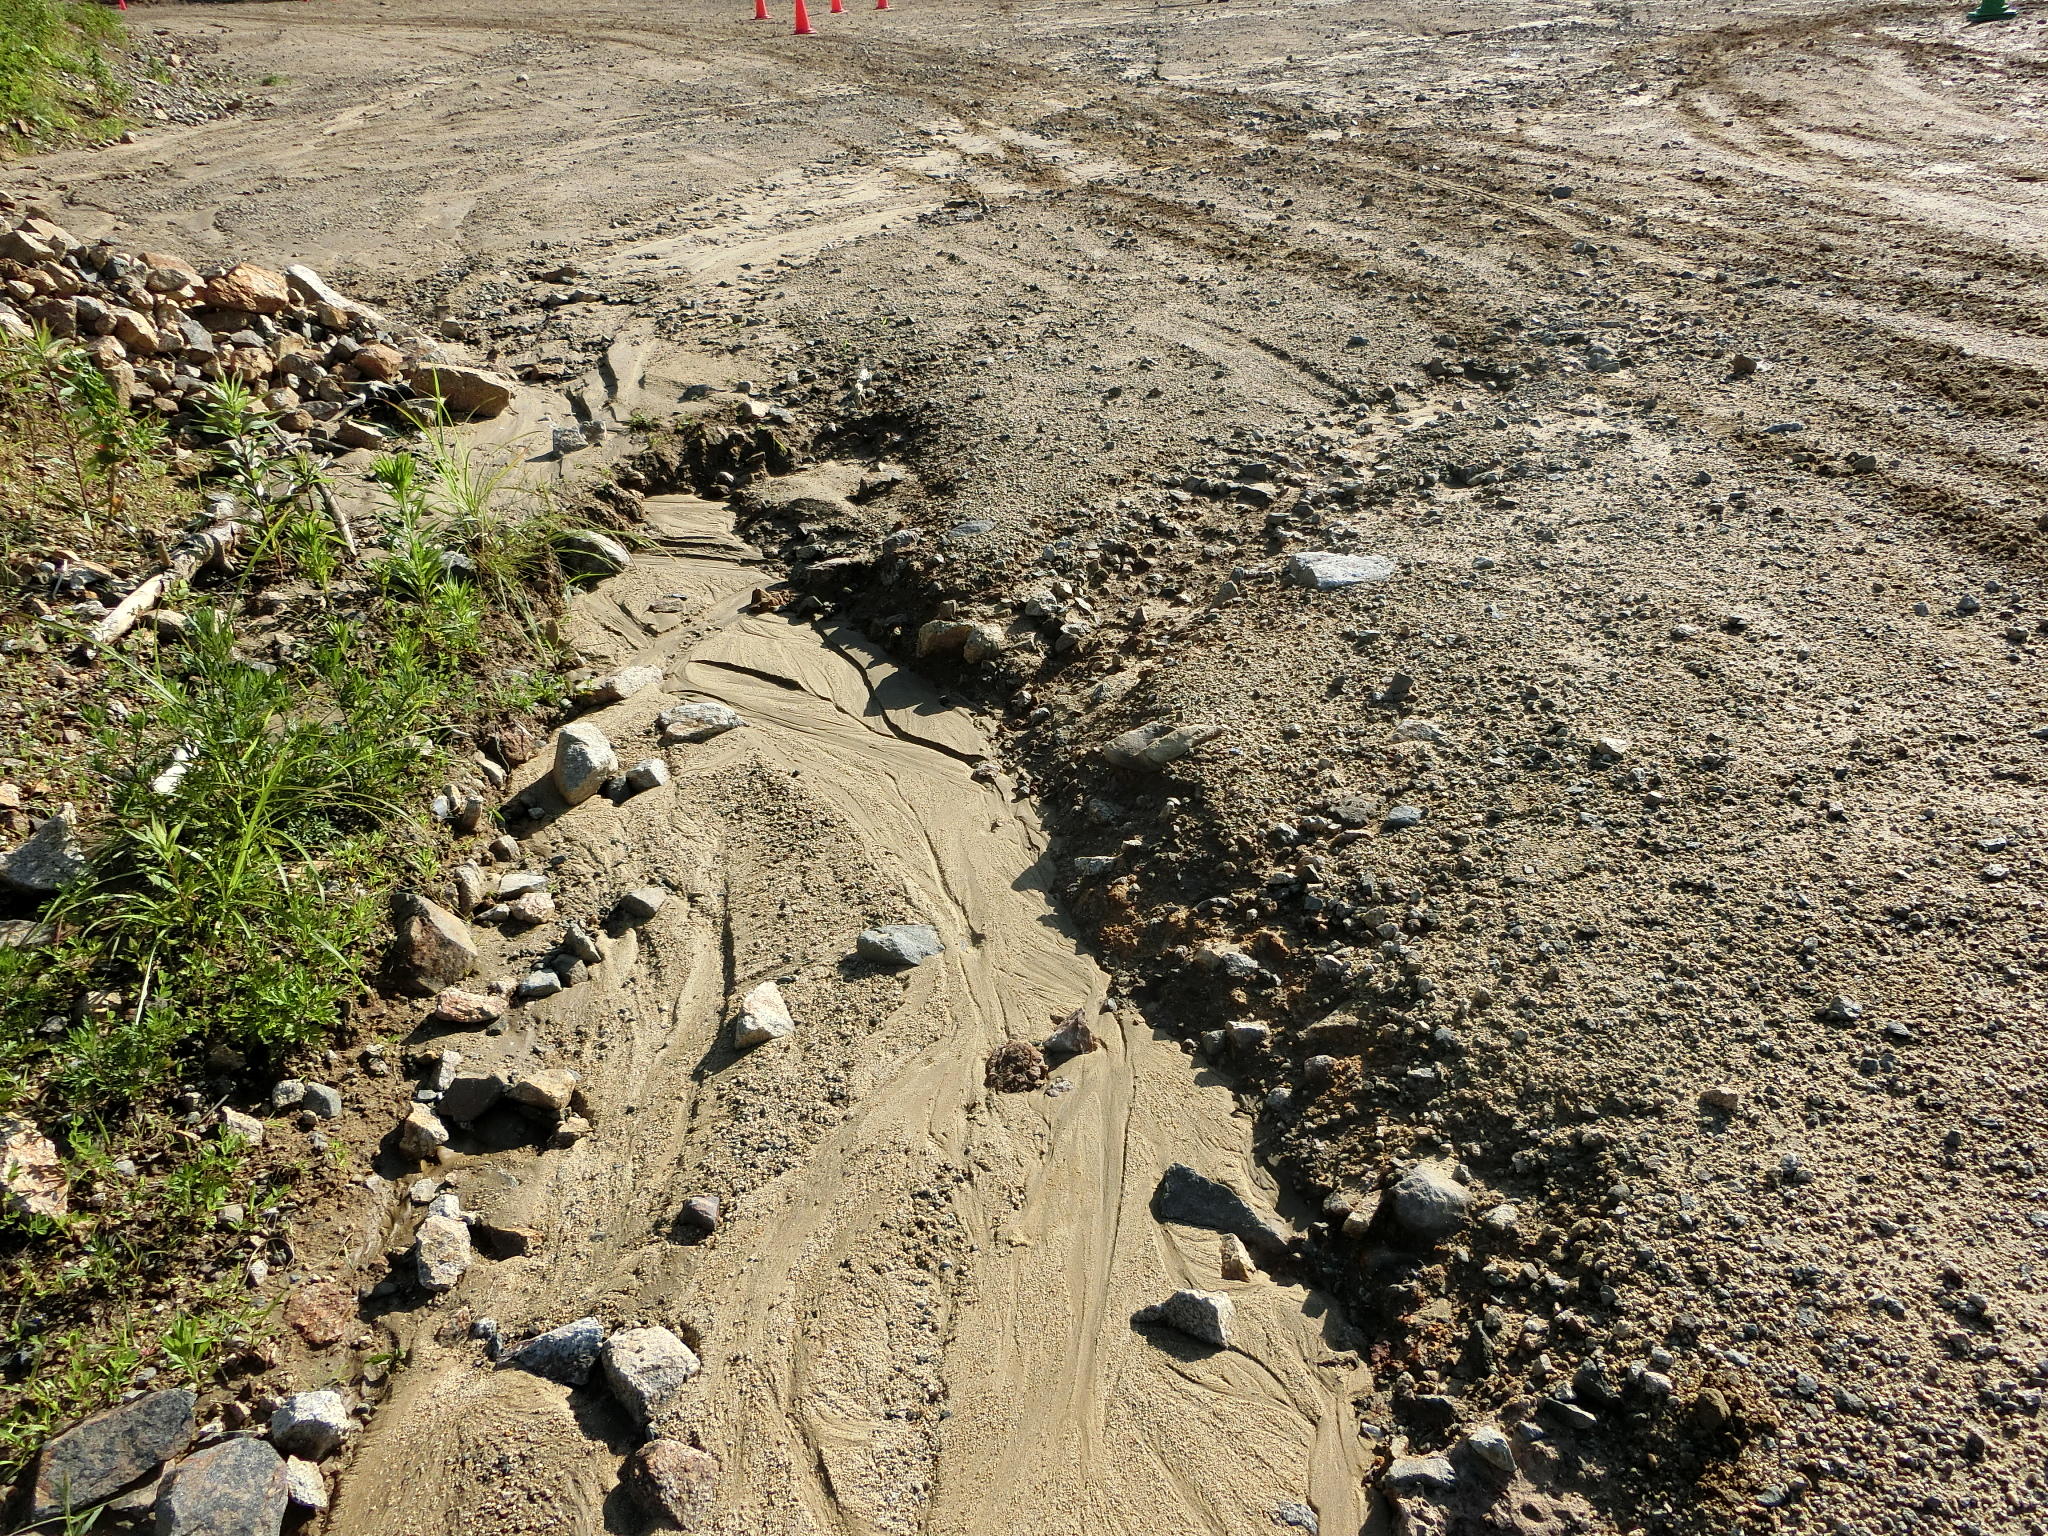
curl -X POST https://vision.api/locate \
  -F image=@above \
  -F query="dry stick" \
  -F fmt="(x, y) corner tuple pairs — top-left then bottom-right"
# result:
(315, 478), (359, 559)
(87, 519), (244, 647)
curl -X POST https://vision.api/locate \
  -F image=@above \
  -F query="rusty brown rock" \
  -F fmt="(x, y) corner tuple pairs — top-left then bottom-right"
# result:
(282, 1282), (355, 1349)
(197, 262), (292, 315)
(984, 1040), (1048, 1093)
(620, 1441), (719, 1531)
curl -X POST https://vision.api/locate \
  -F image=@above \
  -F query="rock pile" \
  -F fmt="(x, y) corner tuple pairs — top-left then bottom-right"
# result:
(0, 198), (516, 454)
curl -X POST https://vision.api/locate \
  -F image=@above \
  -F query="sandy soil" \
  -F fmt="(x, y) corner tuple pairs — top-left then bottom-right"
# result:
(18, 0), (2048, 1532)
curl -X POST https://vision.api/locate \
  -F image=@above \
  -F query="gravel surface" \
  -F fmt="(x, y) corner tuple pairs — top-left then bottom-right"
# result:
(18, 0), (2048, 1531)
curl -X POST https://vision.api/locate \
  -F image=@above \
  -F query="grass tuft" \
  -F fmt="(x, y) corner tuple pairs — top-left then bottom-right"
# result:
(0, 0), (128, 154)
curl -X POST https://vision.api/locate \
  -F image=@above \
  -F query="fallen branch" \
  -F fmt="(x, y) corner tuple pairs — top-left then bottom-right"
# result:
(88, 519), (244, 648)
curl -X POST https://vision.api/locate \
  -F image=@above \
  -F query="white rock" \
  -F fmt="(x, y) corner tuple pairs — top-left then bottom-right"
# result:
(584, 664), (664, 705)
(657, 701), (744, 743)
(397, 1105), (449, 1160)
(1140, 1289), (1234, 1347)
(552, 722), (618, 806)
(732, 980), (793, 1049)
(283, 1456), (328, 1511)
(268, 1390), (354, 1460)
(1283, 551), (1397, 589)
(414, 1212), (472, 1293)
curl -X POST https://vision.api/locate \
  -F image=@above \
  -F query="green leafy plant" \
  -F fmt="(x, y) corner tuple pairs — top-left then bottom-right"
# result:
(0, 0), (128, 152)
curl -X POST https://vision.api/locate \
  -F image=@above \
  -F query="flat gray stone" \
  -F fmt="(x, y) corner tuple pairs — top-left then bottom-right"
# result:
(856, 924), (944, 968)
(27, 1386), (195, 1521)
(502, 1317), (606, 1385)
(153, 1436), (287, 1536)
(1385, 1454), (1457, 1492)
(1283, 551), (1397, 590)
(1150, 1163), (1287, 1256)
(656, 701), (743, 743)
(616, 886), (667, 923)
(1, 807), (87, 896)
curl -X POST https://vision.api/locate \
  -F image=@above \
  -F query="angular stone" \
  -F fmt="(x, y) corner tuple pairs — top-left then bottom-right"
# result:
(507, 1068), (578, 1114)
(2, 806), (88, 896)
(403, 362), (515, 419)
(501, 1316), (605, 1385)
(301, 1084), (342, 1120)
(1150, 1163), (1287, 1256)
(1137, 1288), (1234, 1347)
(625, 757), (670, 794)
(217, 1108), (264, 1148)
(584, 664), (663, 704)
(0, 1117), (69, 1219)
(620, 1440), (718, 1530)
(552, 722), (619, 806)
(517, 969), (564, 1001)
(196, 262), (293, 315)
(855, 923), (943, 968)
(656, 701), (743, 743)
(413, 1213), (472, 1294)
(556, 528), (632, 577)
(432, 988), (507, 1028)
(396, 1105), (449, 1161)
(601, 1326), (702, 1431)
(282, 1457), (327, 1512)
(1282, 551), (1397, 589)
(438, 1071), (507, 1124)
(1389, 1162), (1471, 1241)
(392, 897), (477, 992)
(731, 981), (793, 1050)
(267, 1390), (353, 1461)
(152, 1436), (287, 1536)
(1103, 722), (1225, 771)
(27, 1386), (195, 1522)
(616, 886), (668, 923)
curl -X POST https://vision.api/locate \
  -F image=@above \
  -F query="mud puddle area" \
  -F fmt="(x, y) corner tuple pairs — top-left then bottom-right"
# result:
(326, 490), (1369, 1535)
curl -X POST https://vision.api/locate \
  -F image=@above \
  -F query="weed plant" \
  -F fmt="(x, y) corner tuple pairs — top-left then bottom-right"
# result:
(0, 331), (571, 1488)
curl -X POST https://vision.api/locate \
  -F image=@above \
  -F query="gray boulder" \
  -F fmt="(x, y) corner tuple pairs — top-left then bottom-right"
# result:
(266, 1390), (353, 1460)
(26, 1386), (194, 1522)
(601, 1326), (702, 1431)
(153, 1437), (287, 1536)
(855, 924), (944, 968)
(1389, 1162), (1471, 1241)
(1136, 1289), (1234, 1347)
(1, 807), (87, 896)
(552, 722), (618, 807)
(414, 1213), (472, 1294)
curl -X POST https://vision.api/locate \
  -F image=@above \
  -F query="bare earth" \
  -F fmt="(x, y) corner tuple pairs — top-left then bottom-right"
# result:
(17, 1), (2048, 1533)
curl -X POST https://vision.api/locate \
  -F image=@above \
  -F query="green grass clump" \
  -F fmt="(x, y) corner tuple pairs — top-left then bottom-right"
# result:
(0, 0), (128, 154)
(0, 331), (574, 1493)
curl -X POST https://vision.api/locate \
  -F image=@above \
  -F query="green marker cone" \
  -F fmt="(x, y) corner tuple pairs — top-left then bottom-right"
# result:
(1965, 0), (2016, 21)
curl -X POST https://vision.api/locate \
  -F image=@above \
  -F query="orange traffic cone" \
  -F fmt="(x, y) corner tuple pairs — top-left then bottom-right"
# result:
(830, 0), (843, 13)
(793, 0), (812, 30)
(876, 0), (889, 10)
(754, 0), (768, 16)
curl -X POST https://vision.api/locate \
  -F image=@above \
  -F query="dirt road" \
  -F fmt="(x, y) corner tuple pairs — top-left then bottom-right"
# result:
(19, 0), (2048, 1532)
